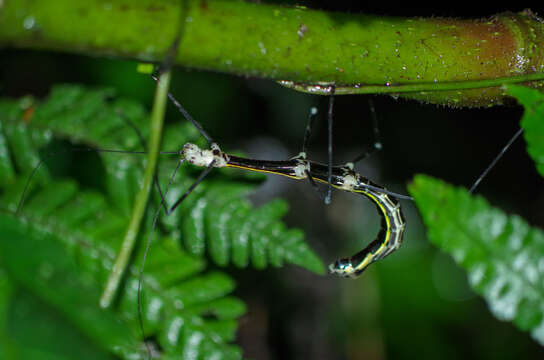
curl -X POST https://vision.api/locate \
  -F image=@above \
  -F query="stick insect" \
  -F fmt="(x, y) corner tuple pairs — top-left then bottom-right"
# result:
(11, 78), (523, 279)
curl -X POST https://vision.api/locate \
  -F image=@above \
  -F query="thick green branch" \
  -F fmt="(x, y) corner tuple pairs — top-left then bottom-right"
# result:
(0, 0), (543, 107)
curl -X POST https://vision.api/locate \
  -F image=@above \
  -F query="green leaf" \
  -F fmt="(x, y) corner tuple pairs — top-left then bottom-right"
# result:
(6, 288), (116, 360)
(409, 175), (544, 345)
(0, 213), (137, 358)
(504, 85), (544, 177)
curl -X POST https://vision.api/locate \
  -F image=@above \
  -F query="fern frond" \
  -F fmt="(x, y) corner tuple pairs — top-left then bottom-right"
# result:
(410, 175), (544, 345)
(0, 84), (325, 358)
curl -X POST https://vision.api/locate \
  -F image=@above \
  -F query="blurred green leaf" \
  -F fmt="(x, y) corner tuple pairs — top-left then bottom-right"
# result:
(409, 175), (544, 345)
(6, 288), (116, 360)
(0, 213), (136, 358)
(504, 85), (544, 177)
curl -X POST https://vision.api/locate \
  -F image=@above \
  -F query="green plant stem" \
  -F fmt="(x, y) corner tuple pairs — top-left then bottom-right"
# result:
(99, 71), (171, 309)
(0, 0), (543, 107)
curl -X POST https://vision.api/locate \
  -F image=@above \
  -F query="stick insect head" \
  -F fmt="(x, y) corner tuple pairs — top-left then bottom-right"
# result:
(181, 143), (229, 168)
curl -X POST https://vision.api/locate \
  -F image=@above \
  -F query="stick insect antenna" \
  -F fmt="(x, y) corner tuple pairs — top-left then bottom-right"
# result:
(151, 74), (216, 145)
(137, 156), (185, 355)
(469, 127), (523, 194)
(15, 147), (155, 215)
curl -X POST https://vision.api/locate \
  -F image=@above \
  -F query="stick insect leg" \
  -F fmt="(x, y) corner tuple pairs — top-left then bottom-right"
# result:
(304, 169), (321, 193)
(136, 91), (216, 356)
(324, 85), (335, 205)
(297, 87), (336, 204)
(342, 98), (414, 201)
(348, 98), (383, 166)
(301, 106), (318, 157)
(149, 72), (216, 146)
(161, 81), (216, 145)
(165, 160), (216, 215)
(295, 106), (330, 201)
(135, 103), (211, 357)
(137, 159), (215, 338)
(297, 106), (322, 192)
(146, 77), (218, 209)
(137, 155), (183, 342)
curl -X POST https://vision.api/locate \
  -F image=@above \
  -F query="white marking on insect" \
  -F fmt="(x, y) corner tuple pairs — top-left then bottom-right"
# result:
(340, 174), (357, 190)
(293, 161), (309, 178)
(182, 143), (228, 168)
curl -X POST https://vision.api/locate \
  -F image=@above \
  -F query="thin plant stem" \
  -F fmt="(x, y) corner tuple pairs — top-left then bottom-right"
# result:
(100, 71), (171, 308)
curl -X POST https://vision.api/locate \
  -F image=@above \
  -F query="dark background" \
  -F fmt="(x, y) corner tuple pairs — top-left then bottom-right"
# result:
(1, 1), (543, 359)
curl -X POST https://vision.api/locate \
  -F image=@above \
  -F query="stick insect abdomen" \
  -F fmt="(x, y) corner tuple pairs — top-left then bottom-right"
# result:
(327, 173), (407, 278)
